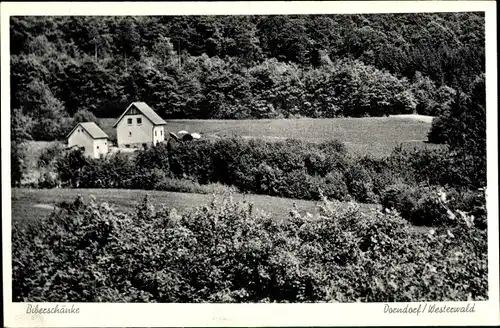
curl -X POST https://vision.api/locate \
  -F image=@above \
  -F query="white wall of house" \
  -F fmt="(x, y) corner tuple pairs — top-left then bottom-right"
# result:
(116, 113), (153, 147)
(153, 125), (165, 145)
(68, 128), (108, 159)
(116, 114), (165, 147)
(93, 138), (109, 158)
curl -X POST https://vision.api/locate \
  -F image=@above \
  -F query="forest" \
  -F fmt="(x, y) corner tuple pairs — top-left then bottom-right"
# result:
(10, 13), (485, 140)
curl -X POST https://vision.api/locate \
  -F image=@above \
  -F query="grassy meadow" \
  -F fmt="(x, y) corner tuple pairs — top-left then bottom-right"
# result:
(23, 115), (439, 183)
(11, 187), (380, 226)
(99, 115), (440, 157)
(16, 115), (438, 229)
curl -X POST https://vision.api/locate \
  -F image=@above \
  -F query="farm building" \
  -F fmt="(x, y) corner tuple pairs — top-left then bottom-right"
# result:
(113, 102), (167, 148)
(67, 122), (109, 158)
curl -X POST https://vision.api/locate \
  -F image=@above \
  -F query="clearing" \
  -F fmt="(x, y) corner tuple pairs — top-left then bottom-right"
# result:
(99, 115), (440, 157)
(11, 188), (379, 225)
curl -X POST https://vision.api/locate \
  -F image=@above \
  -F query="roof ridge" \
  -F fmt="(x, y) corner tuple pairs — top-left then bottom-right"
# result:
(67, 121), (108, 139)
(113, 102), (166, 127)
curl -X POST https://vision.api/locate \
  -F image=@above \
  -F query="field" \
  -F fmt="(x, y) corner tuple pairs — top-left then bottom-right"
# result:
(11, 188), (380, 226)
(22, 115), (439, 184)
(16, 115), (439, 228)
(99, 115), (439, 157)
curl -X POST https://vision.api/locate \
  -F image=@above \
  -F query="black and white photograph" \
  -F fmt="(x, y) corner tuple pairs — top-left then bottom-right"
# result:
(2, 1), (499, 327)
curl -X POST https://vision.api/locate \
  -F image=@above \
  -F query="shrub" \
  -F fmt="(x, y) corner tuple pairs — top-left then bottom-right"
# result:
(308, 171), (349, 201)
(52, 136), (484, 210)
(130, 168), (169, 190)
(155, 178), (238, 195)
(37, 143), (65, 169)
(72, 109), (98, 124)
(168, 137), (351, 201)
(385, 145), (485, 190)
(344, 164), (378, 203)
(12, 194), (487, 302)
(135, 142), (170, 172)
(55, 148), (91, 187)
(37, 171), (59, 189)
(381, 184), (486, 229)
(380, 183), (418, 220)
(381, 184), (454, 226)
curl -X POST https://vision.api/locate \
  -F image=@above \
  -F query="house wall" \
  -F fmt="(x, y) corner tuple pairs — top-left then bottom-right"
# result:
(153, 125), (165, 145)
(68, 127), (109, 159)
(68, 128), (95, 158)
(116, 114), (155, 148)
(93, 138), (109, 158)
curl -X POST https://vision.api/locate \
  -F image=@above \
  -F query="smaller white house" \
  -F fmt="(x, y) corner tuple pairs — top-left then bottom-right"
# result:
(66, 122), (109, 159)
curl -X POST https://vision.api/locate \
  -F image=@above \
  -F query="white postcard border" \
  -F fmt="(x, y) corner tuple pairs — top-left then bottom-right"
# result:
(2, 1), (498, 327)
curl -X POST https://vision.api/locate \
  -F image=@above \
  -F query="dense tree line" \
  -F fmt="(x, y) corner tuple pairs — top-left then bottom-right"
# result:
(10, 14), (484, 129)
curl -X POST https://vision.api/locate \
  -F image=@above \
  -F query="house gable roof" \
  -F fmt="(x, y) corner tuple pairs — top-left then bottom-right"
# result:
(112, 102), (167, 128)
(67, 122), (109, 140)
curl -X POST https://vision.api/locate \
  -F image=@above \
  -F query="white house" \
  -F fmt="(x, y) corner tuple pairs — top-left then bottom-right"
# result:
(113, 102), (167, 148)
(67, 122), (109, 158)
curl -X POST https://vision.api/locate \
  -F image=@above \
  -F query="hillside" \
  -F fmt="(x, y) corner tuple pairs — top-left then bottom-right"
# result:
(10, 14), (485, 140)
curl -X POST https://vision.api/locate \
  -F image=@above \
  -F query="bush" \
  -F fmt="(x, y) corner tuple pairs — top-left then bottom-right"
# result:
(385, 145), (485, 189)
(37, 171), (59, 189)
(155, 178), (238, 194)
(55, 148), (91, 187)
(37, 143), (65, 169)
(168, 137), (351, 201)
(135, 142), (170, 172)
(308, 171), (349, 201)
(12, 194), (487, 302)
(72, 109), (98, 124)
(52, 137), (485, 210)
(381, 184), (487, 229)
(344, 164), (378, 203)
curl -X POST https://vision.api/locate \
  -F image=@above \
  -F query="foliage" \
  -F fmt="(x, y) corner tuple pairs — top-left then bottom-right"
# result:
(330, 59), (417, 117)
(12, 193), (487, 302)
(49, 137), (485, 210)
(37, 143), (66, 169)
(381, 184), (487, 228)
(11, 108), (33, 187)
(155, 178), (239, 195)
(71, 109), (99, 125)
(428, 74), (486, 159)
(10, 14), (484, 127)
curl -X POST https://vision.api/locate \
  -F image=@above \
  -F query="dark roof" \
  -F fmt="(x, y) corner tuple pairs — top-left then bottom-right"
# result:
(113, 102), (167, 127)
(67, 122), (109, 139)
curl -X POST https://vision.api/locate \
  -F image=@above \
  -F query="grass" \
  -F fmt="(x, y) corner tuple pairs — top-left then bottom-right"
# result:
(11, 188), (379, 226)
(99, 116), (441, 157)
(23, 116), (439, 161)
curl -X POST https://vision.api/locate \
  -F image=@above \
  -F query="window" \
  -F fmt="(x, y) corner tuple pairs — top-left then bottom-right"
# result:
(129, 132), (132, 137)
(97, 146), (99, 149)
(160, 130), (163, 135)
(127, 118), (132, 125)
(125, 144), (130, 148)
(105, 142), (107, 145)
(137, 118), (142, 125)
(155, 131), (157, 136)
